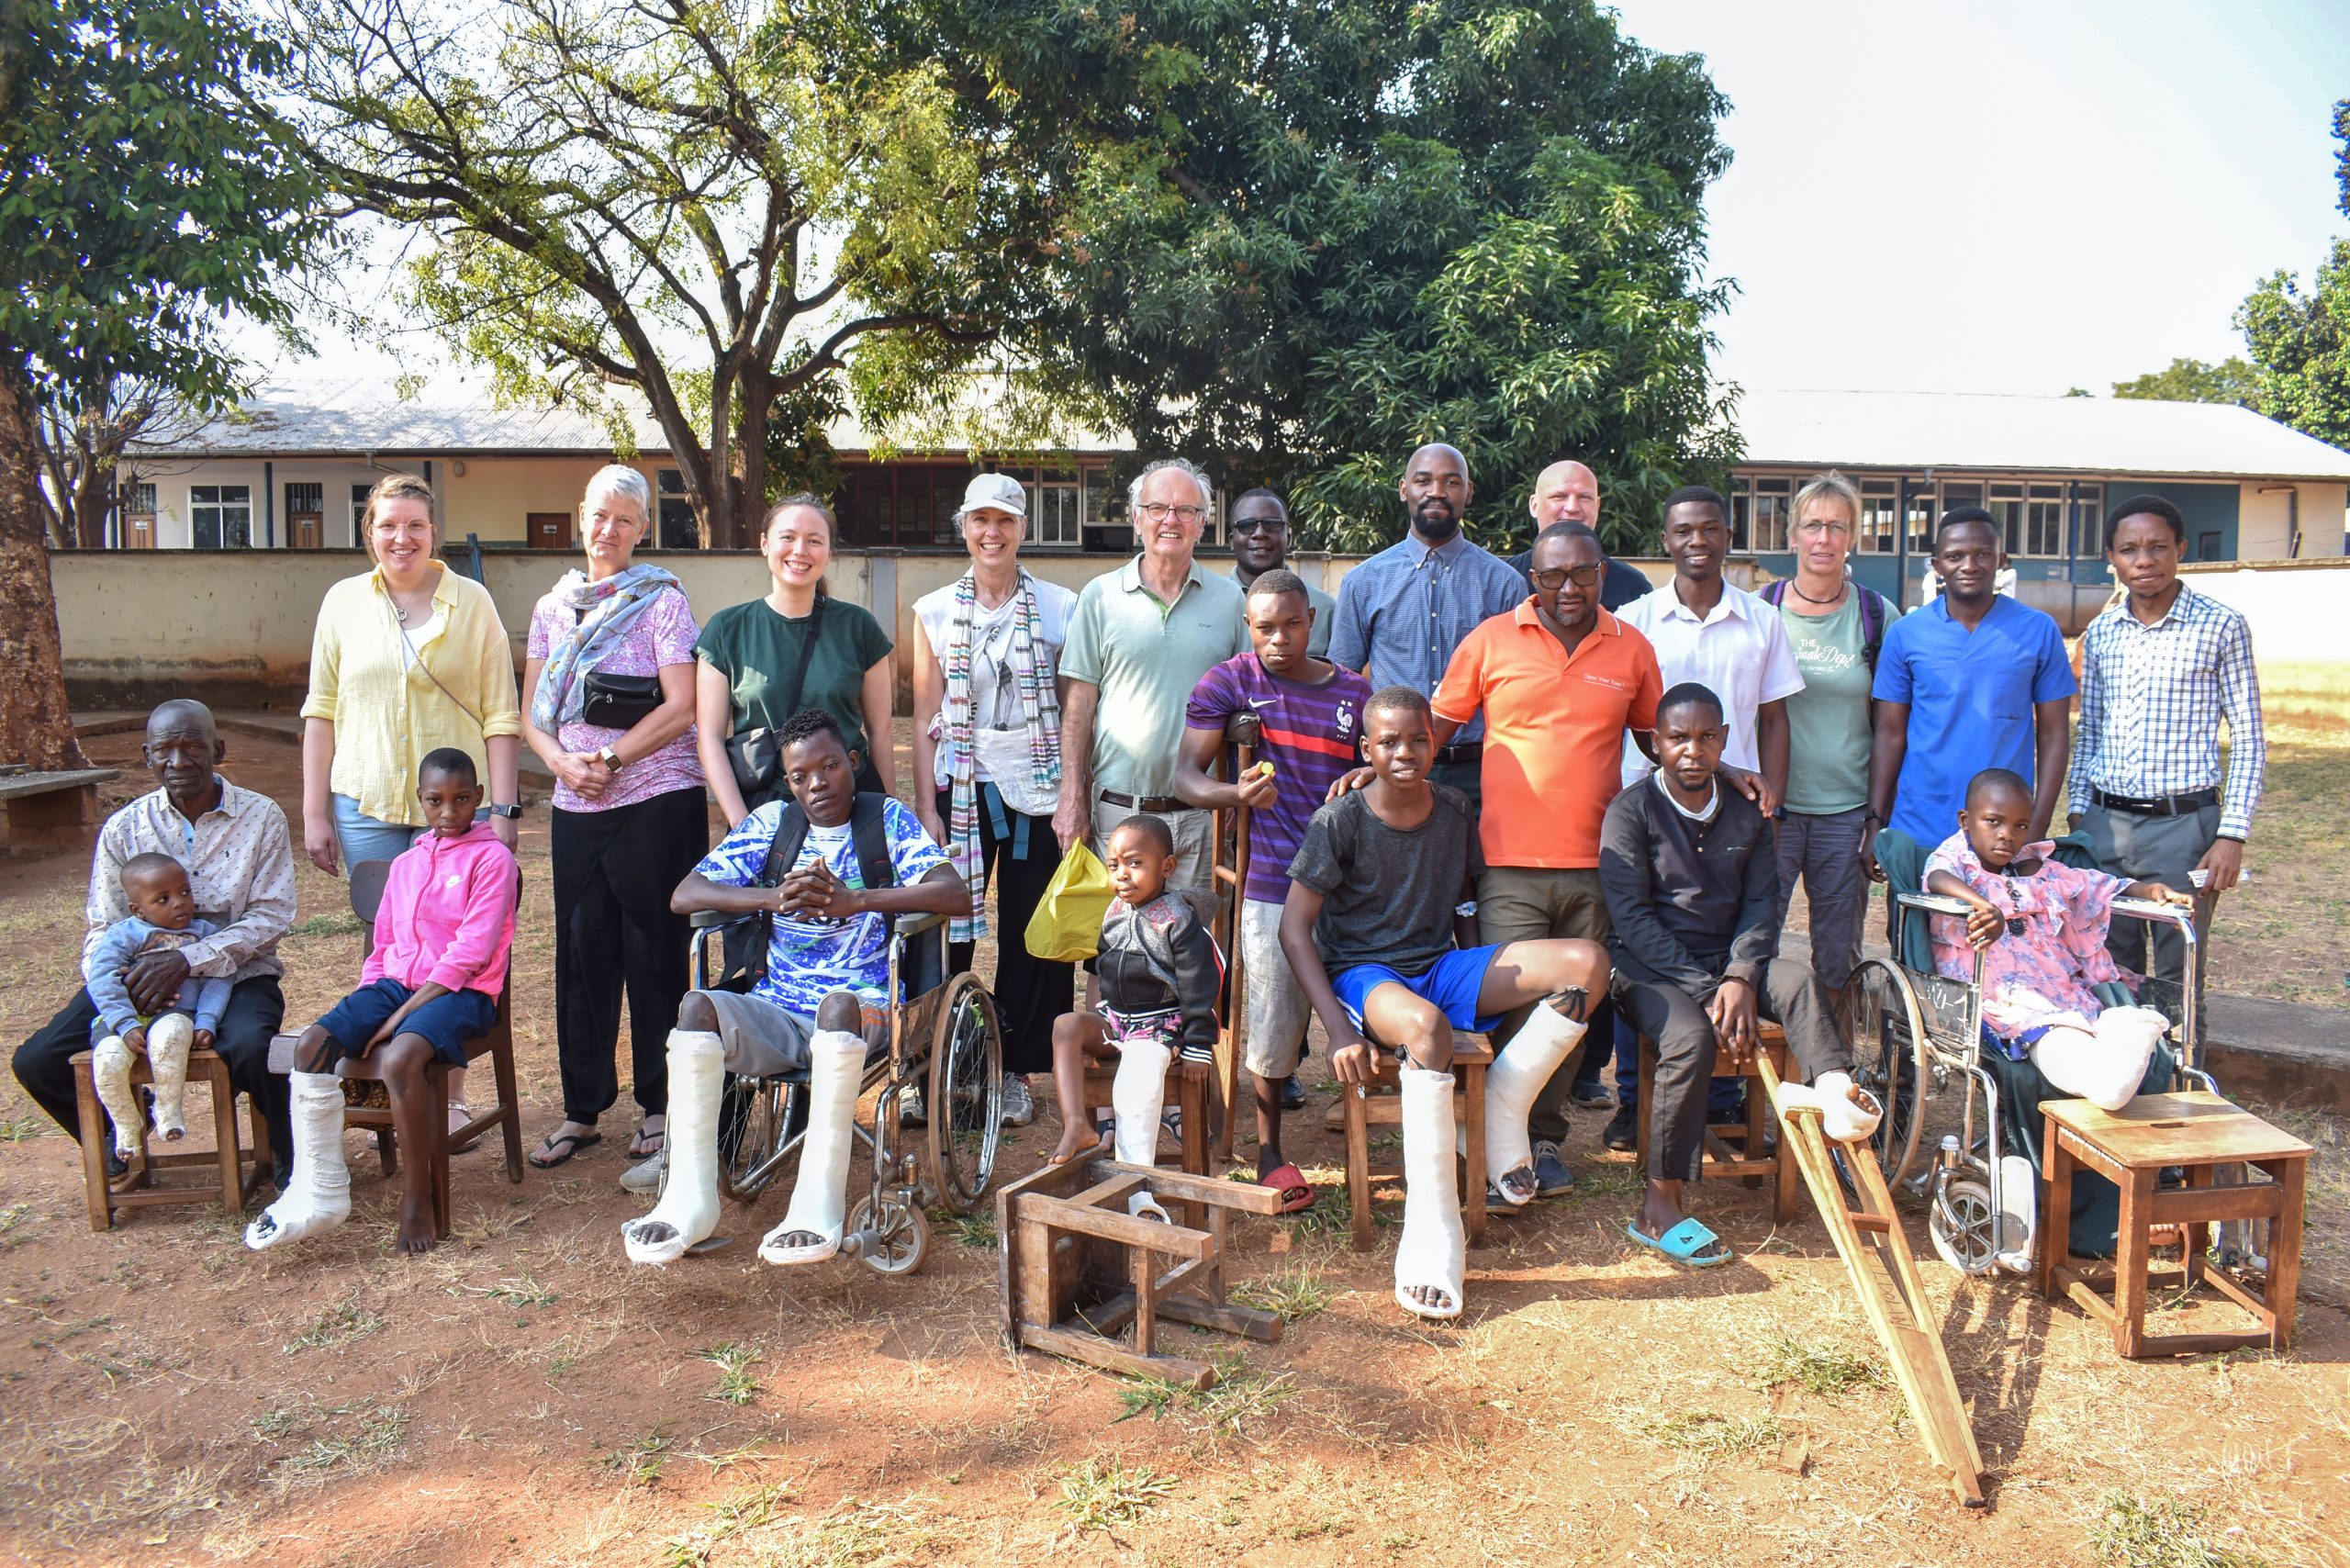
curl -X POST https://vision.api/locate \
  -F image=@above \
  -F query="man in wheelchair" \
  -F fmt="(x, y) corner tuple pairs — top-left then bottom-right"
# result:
(621, 709), (968, 1267)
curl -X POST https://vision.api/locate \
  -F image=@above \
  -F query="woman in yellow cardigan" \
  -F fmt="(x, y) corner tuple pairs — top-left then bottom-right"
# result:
(301, 473), (524, 1141)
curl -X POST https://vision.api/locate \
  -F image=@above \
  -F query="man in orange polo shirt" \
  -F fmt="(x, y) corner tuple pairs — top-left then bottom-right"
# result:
(1432, 521), (1662, 1197)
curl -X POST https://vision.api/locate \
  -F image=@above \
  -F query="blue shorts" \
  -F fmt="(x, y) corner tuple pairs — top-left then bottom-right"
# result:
(1330, 946), (1504, 1036)
(316, 979), (498, 1068)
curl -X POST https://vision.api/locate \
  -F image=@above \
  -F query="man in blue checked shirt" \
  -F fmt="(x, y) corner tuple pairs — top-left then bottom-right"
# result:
(2069, 495), (2265, 1013)
(1328, 443), (1527, 807)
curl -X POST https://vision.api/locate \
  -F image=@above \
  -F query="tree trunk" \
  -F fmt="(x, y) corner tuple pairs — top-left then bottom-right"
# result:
(735, 363), (773, 543)
(72, 463), (108, 549)
(0, 369), (93, 768)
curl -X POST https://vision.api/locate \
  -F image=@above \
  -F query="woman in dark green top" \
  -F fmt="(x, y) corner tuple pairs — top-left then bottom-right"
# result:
(694, 494), (896, 824)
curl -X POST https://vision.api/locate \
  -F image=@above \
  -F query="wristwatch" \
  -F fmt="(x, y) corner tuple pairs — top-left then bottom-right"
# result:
(597, 745), (625, 773)
(487, 802), (524, 821)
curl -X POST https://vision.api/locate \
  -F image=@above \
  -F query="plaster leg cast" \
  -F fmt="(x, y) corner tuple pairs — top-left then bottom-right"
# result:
(1483, 998), (1585, 1205)
(143, 1014), (196, 1143)
(760, 1030), (867, 1265)
(245, 1071), (351, 1249)
(91, 1035), (140, 1159)
(1395, 1065), (1465, 1321)
(1111, 1036), (1174, 1224)
(2031, 1006), (2168, 1113)
(1774, 1069), (1885, 1144)
(621, 1031), (723, 1265)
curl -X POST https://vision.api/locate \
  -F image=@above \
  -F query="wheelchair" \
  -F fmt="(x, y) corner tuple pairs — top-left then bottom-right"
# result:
(678, 905), (1004, 1276)
(1844, 837), (2210, 1277)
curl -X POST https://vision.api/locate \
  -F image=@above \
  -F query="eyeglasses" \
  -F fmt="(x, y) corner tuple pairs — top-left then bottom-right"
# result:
(1794, 519), (1853, 540)
(1529, 563), (1605, 591)
(1134, 503), (1207, 524)
(1228, 516), (1286, 535)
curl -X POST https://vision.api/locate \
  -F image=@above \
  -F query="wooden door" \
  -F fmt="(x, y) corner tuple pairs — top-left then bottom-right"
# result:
(527, 511), (571, 549)
(291, 510), (323, 549)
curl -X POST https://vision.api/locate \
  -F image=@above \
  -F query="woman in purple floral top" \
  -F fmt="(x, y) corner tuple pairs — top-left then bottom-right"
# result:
(520, 465), (710, 1168)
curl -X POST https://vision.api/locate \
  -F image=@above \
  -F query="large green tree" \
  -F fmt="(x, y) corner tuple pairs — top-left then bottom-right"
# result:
(0, 0), (319, 767)
(962, 0), (1739, 554)
(2231, 100), (2350, 452)
(2110, 356), (2257, 406)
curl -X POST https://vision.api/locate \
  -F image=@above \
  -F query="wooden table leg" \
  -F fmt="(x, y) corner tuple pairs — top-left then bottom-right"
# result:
(73, 1057), (112, 1232)
(2262, 1154), (2305, 1352)
(2040, 1121), (2073, 1303)
(2113, 1167), (2155, 1359)
(2183, 1161), (2215, 1291)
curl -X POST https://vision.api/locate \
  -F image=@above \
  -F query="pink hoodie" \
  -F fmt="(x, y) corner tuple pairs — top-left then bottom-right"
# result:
(362, 822), (520, 997)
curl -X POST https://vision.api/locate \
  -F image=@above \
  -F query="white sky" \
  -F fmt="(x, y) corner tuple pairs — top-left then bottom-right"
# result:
(248, 2), (2350, 402)
(1608, 0), (2350, 396)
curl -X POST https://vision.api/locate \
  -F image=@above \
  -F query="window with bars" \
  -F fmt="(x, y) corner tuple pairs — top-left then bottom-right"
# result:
(2070, 484), (2105, 559)
(656, 468), (698, 549)
(1857, 478), (1901, 554)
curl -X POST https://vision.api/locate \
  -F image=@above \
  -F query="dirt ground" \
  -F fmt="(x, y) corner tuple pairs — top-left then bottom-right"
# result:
(2, 726), (2346, 1567)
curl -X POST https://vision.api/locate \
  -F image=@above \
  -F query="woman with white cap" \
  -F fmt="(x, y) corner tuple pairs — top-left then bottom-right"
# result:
(910, 472), (1078, 1126)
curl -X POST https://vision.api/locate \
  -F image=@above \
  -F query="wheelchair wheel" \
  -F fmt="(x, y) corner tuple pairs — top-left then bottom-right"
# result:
(717, 1075), (800, 1204)
(1848, 957), (1929, 1189)
(1928, 1175), (2000, 1275)
(848, 1193), (927, 1276)
(925, 974), (1003, 1215)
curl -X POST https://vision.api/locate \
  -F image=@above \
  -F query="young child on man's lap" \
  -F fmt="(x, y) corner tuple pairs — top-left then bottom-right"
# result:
(84, 852), (232, 1156)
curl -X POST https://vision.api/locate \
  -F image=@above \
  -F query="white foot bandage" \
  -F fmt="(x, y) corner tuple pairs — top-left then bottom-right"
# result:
(1483, 1002), (1585, 1205)
(760, 1031), (867, 1265)
(1395, 1066), (1465, 1320)
(91, 1035), (140, 1159)
(2031, 1006), (2167, 1113)
(1110, 1037), (1173, 1224)
(1777, 1069), (1885, 1144)
(622, 1031), (723, 1265)
(1997, 1153), (2039, 1271)
(245, 1071), (351, 1249)
(145, 1014), (196, 1142)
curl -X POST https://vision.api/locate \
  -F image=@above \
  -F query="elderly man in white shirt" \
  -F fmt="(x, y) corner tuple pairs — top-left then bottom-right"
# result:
(1604, 485), (1803, 1152)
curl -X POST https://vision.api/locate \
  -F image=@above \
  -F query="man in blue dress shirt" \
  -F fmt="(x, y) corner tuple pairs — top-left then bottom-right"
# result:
(1863, 508), (2076, 876)
(1327, 442), (1528, 804)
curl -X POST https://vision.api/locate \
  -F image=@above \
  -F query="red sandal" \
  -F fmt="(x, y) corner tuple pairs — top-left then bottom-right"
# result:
(1260, 1162), (1315, 1215)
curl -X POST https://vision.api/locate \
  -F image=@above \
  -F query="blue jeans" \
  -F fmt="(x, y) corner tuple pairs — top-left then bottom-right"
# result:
(332, 793), (487, 874)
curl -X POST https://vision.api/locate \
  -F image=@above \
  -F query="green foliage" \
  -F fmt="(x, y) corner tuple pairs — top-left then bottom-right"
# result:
(2237, 240), (2350, 451)
(0, 0), (322, 408)
(2111, 357), (2258, 406)
(2089, 1490), (2266, 1568)
(970, 0), (1740, 555)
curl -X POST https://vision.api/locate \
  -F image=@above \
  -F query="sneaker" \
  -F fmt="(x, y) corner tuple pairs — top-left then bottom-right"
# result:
(1532, 1140), (1574, 1197)
(620, 1148), (665, 1194)
(1569, 1079), (1613, 1109)
(1603, 1103), (1639, 1153)
(1281, 1074), (1307, 1112)
(1001, 1075), (1035, 1127)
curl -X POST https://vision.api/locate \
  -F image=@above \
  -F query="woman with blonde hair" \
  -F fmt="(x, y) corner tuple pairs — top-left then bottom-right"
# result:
(520, 465), (707, 1168)
(301, 472), (524, 1143)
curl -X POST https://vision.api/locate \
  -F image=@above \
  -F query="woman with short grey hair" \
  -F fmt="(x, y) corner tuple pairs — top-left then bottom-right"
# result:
(1764, 469), (1899, 994)
(909, 472), (1079, 1124)
(520, 464), (707, 1167)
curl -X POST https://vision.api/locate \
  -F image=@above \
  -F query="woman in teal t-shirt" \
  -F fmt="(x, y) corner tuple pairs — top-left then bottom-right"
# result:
(1769, 472), (1898, 993)
(694, 496), (896, 825)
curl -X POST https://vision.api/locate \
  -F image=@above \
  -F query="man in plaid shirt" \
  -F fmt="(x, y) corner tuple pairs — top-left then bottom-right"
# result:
(2069, 494), (2265, 1013)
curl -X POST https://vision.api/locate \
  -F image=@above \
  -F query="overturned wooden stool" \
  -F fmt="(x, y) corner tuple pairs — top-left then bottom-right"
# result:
(997, 1156), (1285, 1388)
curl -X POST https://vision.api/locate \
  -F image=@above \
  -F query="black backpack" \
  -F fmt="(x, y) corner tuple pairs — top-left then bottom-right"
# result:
(1761, 578), (1890, 673)
(720, 793), (901, 990)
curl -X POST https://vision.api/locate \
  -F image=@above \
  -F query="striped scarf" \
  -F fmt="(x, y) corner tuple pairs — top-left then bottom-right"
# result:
(943, 568), (1061, 942)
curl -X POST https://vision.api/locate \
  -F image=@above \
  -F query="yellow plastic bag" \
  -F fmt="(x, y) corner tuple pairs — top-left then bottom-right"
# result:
(1024, 840), (1115, 962)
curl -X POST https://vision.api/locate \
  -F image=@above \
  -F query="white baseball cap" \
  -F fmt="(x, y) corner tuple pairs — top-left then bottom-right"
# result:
(958, 472), (1028, 519)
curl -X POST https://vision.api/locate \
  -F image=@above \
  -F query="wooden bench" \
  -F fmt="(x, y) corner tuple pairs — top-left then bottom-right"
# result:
(0, 768), (119, 852)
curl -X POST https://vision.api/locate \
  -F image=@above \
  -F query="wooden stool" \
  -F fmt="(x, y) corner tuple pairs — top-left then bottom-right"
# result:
(1324, 1038), (1492, 1250)
(2040, 1091), (2310, 1359)
(70, 1047), (274, 1229)
(1632, 1020), (1798, 1222)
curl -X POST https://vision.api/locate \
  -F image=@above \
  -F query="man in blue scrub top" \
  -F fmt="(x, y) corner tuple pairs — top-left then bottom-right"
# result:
(1862, 509), (2075, 877)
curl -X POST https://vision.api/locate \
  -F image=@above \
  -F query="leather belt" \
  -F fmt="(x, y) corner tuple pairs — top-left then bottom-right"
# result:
(2091, 786), (2219, 817)
(1434, 743), (1483, 767)
(1099, 789), (1193, 814)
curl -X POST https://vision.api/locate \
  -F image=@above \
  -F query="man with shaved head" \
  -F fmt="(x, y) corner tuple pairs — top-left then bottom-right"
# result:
(1506, 460), (1656, 612)
(1328, 443), (1527, 804)
(13, 700), (298, 1178)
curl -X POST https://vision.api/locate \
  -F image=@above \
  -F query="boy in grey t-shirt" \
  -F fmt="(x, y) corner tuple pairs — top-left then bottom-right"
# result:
(1280, 686), (1608, 1323)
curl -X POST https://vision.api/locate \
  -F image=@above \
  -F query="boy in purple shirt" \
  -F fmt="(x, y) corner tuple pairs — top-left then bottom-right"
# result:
(1177, 570), (1372, 1209)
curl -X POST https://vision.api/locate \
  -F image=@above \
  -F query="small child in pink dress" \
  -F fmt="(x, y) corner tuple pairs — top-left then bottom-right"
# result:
(1924, 767), (2191, 1110)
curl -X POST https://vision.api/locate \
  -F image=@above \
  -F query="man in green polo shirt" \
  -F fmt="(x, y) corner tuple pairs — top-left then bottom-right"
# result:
(1056, 457), (1248, 889)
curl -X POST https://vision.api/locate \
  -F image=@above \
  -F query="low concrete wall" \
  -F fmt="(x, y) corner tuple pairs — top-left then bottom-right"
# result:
(49, 544), (1767, 708)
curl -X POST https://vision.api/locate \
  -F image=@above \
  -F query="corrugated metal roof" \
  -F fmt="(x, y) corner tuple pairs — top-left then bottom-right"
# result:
(1736, 387), (2350, 481)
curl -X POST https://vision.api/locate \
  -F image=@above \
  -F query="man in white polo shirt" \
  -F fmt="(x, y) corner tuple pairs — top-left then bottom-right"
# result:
(1604, 483), (1803, 1151)
(1055, 457), (1248, 889)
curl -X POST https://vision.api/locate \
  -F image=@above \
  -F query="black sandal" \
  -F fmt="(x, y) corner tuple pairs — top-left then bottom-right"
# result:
(527, 1128), (601, 1169)
(627, 1122), (666, 1161)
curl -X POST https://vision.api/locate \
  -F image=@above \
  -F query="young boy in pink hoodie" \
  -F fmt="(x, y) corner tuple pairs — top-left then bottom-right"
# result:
(249, 748), (520, 1256)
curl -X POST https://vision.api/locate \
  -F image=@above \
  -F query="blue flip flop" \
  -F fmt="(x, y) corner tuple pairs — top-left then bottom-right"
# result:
(1626, 1217), (1735, 1269)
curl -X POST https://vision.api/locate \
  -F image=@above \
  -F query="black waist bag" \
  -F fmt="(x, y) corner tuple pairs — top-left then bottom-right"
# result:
(582, 671), (663, 729)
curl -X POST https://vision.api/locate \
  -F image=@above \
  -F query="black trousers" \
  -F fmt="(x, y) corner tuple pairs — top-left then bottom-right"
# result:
(14, 975), (289, 1171)
(552, 786), (708, 1122)
(938, 785), (1073, 1077)
(1616, 957), (1848, 1184)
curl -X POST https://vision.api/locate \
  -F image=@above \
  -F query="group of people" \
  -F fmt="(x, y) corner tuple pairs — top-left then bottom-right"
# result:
(11, 443), (2264, 1319)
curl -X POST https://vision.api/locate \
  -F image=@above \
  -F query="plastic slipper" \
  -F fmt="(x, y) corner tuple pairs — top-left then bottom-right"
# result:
(1260, 1162), (1315, 1215)
(447, 1101), (481, 1155)
(1626, 1217), (1734, 1269)
(527, 1128), (601, 1169)
(627, 1124), (666, 1162)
